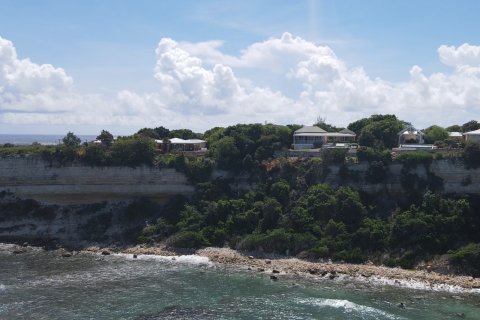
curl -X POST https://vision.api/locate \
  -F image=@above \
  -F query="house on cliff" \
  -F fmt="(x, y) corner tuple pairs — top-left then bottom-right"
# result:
(155, 138), (207, 153)
(292, 126), (356, 150)
(463, 129), (480, 143)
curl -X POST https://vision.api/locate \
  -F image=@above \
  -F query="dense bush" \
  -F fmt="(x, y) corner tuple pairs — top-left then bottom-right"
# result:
(396, 151), (433, 167)
(166, 231), (209, 249)
(449, 243), (480, 276)
(463, 141), (480, 169)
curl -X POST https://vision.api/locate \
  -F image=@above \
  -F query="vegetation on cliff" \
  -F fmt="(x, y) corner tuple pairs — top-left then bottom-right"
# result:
(2, 114), (480, 276)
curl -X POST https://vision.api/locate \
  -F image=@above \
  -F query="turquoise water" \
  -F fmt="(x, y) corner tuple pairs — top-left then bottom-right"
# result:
(1, 245), (479, 319)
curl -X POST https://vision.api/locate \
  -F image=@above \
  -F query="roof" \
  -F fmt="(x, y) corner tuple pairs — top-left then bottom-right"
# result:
(398, 125), (424, 136)
(339, 128), (356, 135)
(294, 126), (327, 134)
(155, 138), (206, 144)
(294, 132), (355, 137)
(464, 129), (480, 135)
(448, 132), (463, 137)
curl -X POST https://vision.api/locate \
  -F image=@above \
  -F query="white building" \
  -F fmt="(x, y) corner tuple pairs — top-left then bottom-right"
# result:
(463, 129), (480, 143)
(292, 126), (356, 150)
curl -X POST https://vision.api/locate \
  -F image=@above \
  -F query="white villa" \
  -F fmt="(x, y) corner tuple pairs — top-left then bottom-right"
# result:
(463, 129), (480, 143)
(155, 138), (207, 152)
(292, 126), (356, 150)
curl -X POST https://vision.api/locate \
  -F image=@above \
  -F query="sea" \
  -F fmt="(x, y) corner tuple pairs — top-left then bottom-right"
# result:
(0, 244), (479, 320)
(0, 134), (97, 145)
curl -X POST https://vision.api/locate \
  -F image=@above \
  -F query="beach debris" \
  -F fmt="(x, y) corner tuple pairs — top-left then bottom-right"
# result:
(270, 275), (278, 281)
(101, 250), (111, 256)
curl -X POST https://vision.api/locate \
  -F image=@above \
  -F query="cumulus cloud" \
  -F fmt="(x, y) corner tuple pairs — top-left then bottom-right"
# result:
(0, 36), (73, 113)
(438, 43), (480, 67)
(2, 33), (480, 132)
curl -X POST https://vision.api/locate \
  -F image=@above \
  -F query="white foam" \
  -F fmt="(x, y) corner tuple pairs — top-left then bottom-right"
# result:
(111, 253), (213, 266)
(298, 298), (403, 319)
(0, 284), (6, 292)
(354, 275), (480, 294)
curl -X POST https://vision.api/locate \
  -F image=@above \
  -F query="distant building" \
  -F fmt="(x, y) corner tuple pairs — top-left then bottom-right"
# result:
(292, 126), (356, 150)
(155, 138), (207, 152)
(398, 125), (425, 146)
(448, 132), (463, 140)
(463, 129), (480, 143)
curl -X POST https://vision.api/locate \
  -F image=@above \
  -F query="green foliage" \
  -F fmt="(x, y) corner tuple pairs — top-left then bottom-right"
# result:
(83, 144), (111, 166)
(445, 124), (462, 132)
(110, 136), (156, 167)
(449, 243), (480, 276)
(166, 231), (209, 249)
(62, 132), (81, 147)
(423, 125), (449, 144)
(237, 229), (318, 255)
(357, 147), (391, 163)
(462, 120), (480, 133)
(463, 141), (480, 169)
(96, 130), (114, 147)
(396, 151), (433, 167)
(169, 129), (201, 140)
(270, 179), (290, 205)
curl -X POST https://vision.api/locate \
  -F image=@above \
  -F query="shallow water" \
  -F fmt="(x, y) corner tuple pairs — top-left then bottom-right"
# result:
(1, 246), (479, 320)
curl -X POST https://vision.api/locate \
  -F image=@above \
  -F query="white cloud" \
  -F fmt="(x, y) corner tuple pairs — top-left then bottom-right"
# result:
(2, 33), (480, 133)
(0, 36), (73, 113)
(438, 43), (480, 67)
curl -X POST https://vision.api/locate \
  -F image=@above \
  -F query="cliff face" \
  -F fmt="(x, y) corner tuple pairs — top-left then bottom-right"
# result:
(322, 159), (480, 195)
(0, 157), (194, 204)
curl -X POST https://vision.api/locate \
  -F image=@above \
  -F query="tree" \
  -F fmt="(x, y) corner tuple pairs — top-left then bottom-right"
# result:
(62, 132), (81, 148)
(97, 130), (114, 147)
(462, 120), (480, 133)
(423, 125), (449, 144)
(210, 136), (241, 170)
(136, 128), (160, 139)
(446, 125), (461, 132)
(357, 117), (404, 149)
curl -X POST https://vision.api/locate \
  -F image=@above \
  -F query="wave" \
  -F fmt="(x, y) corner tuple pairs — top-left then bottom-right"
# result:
(0, 284), (6, 292)
(354, 275), (480, 294)
(298, 298), (403, 320)
(111, 253), (213, 266)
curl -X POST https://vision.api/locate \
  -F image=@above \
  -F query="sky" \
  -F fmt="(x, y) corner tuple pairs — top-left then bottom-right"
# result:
(1, 0), (480, 134)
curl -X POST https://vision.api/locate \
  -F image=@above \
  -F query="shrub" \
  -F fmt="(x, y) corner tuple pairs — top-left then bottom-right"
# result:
(357, 147), (391, 163)
(165, 231), (209, 249)
(396, 151), (433, 168)
(449, 243), (480, 276)
(463, 142), (480, 169)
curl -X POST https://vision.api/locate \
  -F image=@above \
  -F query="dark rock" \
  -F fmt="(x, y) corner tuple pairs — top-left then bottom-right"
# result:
(257, 268), (265, 272)
(22, 242), (28, 247)
(248, 256), (254, 260)
(397, 302), (406, 309)
(171, 257), (176, 261)
(12, 249), (24, 254)
(133, 254), (137, 259)
(265, 260), (271, 264)
(101, 250), (111, 256)
(308, 268), (319, 275)
(270, 275), (278, 281)
(61, 253), (72, 258)
(328, 273), (337, 280)
(456, 313), (466, 318)
(321, 271), (328, 277)
(272, 269), (280, 274)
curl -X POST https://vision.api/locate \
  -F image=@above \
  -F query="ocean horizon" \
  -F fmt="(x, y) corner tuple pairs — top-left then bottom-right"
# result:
(0, 134), (97, 146)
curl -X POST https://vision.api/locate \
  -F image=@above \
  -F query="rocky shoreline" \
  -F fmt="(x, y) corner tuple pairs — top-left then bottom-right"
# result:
(75, 244), (480, 293)
(3, 242), (480, 293)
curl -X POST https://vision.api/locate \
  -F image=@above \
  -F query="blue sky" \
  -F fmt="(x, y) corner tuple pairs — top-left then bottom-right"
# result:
(1, 0), (480, 134)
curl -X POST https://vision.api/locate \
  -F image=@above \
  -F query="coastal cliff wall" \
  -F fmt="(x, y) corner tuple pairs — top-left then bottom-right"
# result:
(0, 157), (194, 204)
(322, 159), (480, 195)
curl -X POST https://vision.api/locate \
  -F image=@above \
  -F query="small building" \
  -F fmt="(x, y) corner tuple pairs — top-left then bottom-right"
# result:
(155, 138), (207, 152)
(398, 125), (425, 146)
(448, 132), (463, 139)
(463, 129), (480, 143)
(292, 126), (356, 150)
